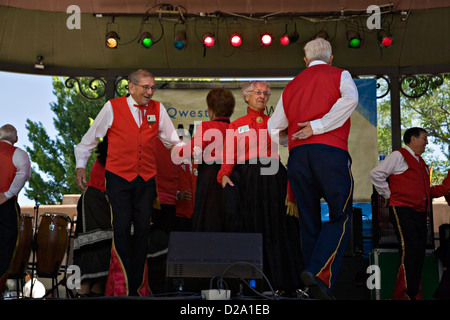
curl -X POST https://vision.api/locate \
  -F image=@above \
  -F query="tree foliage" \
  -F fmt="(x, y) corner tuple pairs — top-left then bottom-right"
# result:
(377, 75), (450, 184)
(24, 77), (106, 204)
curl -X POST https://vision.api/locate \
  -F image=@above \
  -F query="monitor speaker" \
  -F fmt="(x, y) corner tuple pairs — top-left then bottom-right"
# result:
(166, 232), (263, 293)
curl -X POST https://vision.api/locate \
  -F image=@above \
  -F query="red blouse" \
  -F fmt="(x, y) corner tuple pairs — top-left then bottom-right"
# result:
(86, 159), (106, 192)
(174, 116), (230, 164)
(431, 169), (450, 198)
(217, 107), (280, 183)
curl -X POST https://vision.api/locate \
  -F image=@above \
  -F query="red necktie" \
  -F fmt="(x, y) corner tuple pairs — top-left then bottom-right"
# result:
(134, 104), (146, 126)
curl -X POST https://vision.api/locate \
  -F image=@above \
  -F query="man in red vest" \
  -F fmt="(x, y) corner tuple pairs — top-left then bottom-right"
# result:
(370, 127), (431, 300)
(268, 37), (358, 299)
(75, 69), (183, 296)
(0, 124), (31, 297)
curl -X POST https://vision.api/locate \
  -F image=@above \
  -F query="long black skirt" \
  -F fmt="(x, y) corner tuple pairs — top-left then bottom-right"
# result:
(191, 163), (225, 232)
(73, 187), (113, 282)
(222, 159), (304, 292)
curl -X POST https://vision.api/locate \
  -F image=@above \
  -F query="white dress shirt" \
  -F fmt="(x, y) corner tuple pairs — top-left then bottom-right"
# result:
(74, 95), (184, 169)
(267, 60), (359, 145)
(369, 146), (418, 199)
(1, 140), (31, 199)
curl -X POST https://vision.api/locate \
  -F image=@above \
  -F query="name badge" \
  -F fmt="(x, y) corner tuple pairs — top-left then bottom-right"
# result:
(147, 114), (156, 123)
(238, 125), (250, 134)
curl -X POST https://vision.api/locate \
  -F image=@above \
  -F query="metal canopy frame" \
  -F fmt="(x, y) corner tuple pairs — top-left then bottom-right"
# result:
(61, 66), (450, 151)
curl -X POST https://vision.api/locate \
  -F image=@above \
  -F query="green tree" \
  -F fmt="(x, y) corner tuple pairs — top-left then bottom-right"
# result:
(376, 75), (450, 184)
(24, 77), (107, 204)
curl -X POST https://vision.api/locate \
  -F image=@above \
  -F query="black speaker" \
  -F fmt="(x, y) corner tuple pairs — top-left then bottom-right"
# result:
(345, 207), (364, 257)
(333, 256), (371, 300)
(439, 223), (450, 243)
(166, 232), (263, 293)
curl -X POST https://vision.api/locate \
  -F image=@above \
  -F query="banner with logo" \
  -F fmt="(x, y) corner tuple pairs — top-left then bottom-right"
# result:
(153, 78), (377, 201)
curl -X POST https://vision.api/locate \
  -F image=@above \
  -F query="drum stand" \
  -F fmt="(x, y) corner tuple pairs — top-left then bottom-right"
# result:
(28, 198), (76, 299)
(28, 198), (39, 297)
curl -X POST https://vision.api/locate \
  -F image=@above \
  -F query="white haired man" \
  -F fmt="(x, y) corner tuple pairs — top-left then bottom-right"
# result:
(0, 124), (31, 297)
(75, 69), (183, 297)
(268, 37), (359, 299)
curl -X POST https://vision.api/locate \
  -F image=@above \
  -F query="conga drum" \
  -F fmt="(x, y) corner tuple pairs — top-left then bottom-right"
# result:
(8, 214), (34, 277)
(36, 213), (71, 277)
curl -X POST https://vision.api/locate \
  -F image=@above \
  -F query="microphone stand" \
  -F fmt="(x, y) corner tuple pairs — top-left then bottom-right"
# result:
(29, 197), (39, 298)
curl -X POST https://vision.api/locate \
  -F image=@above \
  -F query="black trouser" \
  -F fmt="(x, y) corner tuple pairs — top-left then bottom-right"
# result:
(0, 198), (19, 292)
(390, 206), (428, 299)
(105, 171), (156, 296)
(288, 144), (353, 290)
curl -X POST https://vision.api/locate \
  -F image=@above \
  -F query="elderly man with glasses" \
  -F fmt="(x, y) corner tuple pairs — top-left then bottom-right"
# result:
(370, 127), (431, 300)
(75, 69), (183, 297)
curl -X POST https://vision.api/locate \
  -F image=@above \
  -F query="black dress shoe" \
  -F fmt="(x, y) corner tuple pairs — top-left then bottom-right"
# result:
(300, 271), (336, 300)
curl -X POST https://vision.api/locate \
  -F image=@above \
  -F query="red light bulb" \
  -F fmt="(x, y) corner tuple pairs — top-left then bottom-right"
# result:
(280, 35), (290, 46)
(230, 34), (242, 47)
(381, 36), (393, 47)
(261, 34), (272, 46)
(203, 35), (215, 47)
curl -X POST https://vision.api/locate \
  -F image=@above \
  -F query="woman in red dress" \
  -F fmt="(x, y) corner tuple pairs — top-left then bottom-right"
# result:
(173, 88), (235, 232)
(218, 81), (303, 295)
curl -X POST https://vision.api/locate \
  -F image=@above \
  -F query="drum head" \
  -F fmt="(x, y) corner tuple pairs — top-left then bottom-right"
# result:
(40, 212), (71, 222)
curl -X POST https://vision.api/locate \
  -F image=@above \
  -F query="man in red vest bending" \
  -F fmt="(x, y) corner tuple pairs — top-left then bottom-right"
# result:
(268, 37), (359, 299)
(0, 124), (31, 297)
(370, 127), (431, 300)
(75, 69), (183, 296)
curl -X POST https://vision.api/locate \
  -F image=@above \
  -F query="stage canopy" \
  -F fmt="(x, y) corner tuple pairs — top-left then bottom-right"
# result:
(1, 1), (449, 155)
(0, 1), (449, 78)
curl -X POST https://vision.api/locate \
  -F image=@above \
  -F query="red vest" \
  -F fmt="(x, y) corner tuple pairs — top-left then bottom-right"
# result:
(0, 141), (17, 193)
(282, 64), (350, 151)
(106, 96), (160, 182)
(389, 148), (430, 212)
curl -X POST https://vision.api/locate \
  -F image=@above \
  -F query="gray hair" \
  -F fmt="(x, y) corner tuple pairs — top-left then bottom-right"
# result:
(128, 69), (154, 85)
(304, 38), (332, 63)
(0, 124), (18, 144)
(241, 81), (271, 104)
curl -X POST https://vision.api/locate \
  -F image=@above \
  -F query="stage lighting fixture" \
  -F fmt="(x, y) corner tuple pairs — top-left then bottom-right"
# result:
(261, 33), (272, 46)
(315, 30), (329, 39)
(377, 30), (393, 48)
(34, 56), (44, 70)
(346, 30), (362, 48)
(230, 33), (242, 47)
(203, 32), (215, 47)
(280, 31), (299, 46)
(105, 31), (119, 48)
(174, 30), (187, 50)
(139, 32), (154, 48)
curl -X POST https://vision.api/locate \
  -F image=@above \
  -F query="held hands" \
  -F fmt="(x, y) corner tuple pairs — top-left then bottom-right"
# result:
(76, 168), (87, 191)
(382, 198), (390, 207)
(178, 190), (192, 201)
(292, 121), (313, 140)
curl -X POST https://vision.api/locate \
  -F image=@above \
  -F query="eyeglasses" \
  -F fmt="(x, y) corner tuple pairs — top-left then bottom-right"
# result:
(132, 83), (156, 92)
(251, 89), (271, 97)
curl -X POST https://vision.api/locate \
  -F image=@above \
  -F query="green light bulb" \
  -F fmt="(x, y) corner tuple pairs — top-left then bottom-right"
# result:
(349, 38), (361, 48)
(142, 37), (153, 48)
